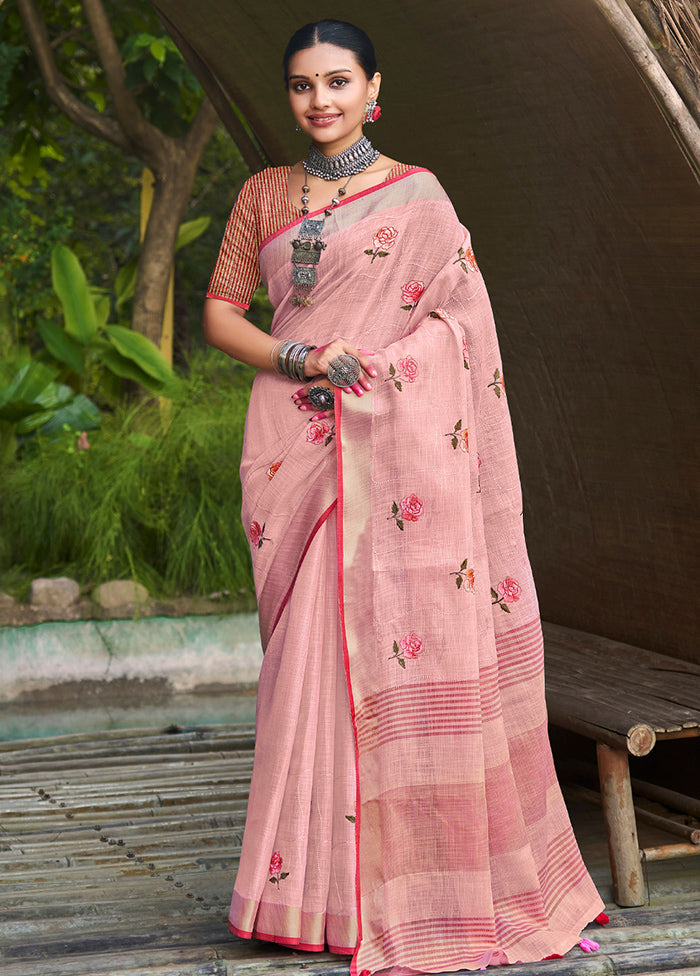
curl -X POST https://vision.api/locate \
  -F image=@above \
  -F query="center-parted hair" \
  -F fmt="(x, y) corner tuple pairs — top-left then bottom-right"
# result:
(283, 20), (377, 85)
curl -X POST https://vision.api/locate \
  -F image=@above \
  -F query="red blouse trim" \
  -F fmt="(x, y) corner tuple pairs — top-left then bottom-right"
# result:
(204, 292), (250, 310)
(260, 166), (432, 250)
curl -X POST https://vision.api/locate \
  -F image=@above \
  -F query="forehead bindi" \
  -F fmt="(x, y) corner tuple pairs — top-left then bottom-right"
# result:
(287, 43), (359, 80)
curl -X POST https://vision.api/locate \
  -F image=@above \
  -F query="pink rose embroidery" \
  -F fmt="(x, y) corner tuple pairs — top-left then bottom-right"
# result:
(388, 493), (424, 530)
(400, 494), (423, 521)
(451, 558), (475, 591)
(444, 419), (467, 451)
(396, 357), (418, 383)
(400, 280), (425, 310)
(488, 367), (505, 398)
(306, 419), (334, 445)
(250, 520), (270, 549)
(267, 461), (282, 480)
(365, 226), (398, 262)
(269, 851), (289, 885)
(390, 632), (424, 668)
(454, 245), (479, 274)
(491, 577), (521, 612)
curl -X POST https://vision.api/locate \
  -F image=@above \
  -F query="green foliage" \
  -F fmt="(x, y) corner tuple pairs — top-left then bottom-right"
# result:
(0, 351), (256, 598)
(47, 244), (180, 398)
(121, 31), (202, 134)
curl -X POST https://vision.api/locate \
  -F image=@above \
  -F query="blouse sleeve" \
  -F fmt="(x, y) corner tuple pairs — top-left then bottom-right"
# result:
(206, 176), (261, 310)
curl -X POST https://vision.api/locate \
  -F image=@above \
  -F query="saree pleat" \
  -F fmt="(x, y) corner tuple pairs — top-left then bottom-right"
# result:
(226, 168), (603, 974)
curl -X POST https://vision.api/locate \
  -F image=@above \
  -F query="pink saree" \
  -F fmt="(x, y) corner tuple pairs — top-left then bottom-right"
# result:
(228, 169), (604, 974)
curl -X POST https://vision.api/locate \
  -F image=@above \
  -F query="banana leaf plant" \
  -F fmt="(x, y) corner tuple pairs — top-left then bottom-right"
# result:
(40, 244), (184, 397)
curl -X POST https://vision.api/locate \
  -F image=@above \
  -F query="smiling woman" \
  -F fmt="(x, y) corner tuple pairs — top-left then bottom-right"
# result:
(202, 18), (604, 976)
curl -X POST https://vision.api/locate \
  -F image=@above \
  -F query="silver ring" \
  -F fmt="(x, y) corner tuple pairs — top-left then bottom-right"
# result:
(327, 354), (361, 388)
(307, 386), (335, 410)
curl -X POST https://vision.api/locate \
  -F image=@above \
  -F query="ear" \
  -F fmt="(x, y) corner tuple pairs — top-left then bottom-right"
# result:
(368, 71), (381, 101)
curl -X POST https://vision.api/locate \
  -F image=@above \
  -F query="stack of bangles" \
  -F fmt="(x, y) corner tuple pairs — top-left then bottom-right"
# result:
(270, 339), (316, 382)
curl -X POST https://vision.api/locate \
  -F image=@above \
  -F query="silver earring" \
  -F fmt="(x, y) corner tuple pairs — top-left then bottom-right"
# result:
(364, 99), (381, 124)
(295, 124), (302, 133)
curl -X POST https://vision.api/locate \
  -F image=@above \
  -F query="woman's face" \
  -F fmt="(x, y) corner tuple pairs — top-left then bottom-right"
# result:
(287, 42), (380, 154)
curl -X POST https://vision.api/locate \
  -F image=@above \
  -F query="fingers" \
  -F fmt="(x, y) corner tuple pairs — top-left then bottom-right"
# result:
(311, 411), (330, 421)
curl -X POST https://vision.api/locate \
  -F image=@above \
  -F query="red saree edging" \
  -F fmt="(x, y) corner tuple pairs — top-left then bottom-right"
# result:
(335, 392), (364, 976)
(260, 167), (432, 250)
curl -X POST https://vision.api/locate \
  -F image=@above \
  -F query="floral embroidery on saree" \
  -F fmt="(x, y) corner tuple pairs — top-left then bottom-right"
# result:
(388, 493), (424, 530)
(390, 632), (424, 668)
(491, 576), (522, 612)
(488, 367), (505, 397)
(306, 419), (335, 445)
(454, 244), (479, 273)
(268, 851), (289, 885)
(364, 225), (399, 262)
(386, 356), (418, 390)
(249, 521), (270, 549)
(400, 279), (425, 310)
(451, 558), (475, 590)
(445, 419), (468, 451)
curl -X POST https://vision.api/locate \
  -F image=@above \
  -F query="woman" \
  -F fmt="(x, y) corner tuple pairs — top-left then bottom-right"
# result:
(204, 19), (605, 975)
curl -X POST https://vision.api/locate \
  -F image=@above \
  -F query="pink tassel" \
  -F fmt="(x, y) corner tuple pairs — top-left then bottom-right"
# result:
(595, 911), (610, 926)
(579, 938), (600, 953)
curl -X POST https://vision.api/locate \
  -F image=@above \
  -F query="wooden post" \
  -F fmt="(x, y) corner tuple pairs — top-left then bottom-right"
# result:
(596, 741), (645, 906)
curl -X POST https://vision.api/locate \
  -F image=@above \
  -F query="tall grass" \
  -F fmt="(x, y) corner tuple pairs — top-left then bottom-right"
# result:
(0, 350), (256, 597)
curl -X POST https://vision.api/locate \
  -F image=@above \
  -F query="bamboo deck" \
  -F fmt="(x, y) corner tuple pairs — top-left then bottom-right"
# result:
(1, 724), (699, 976)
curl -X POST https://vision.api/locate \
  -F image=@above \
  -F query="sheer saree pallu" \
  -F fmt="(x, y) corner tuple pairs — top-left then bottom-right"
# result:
(229, 170), (603, 973)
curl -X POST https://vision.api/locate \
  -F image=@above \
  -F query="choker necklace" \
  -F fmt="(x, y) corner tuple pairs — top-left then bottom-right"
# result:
(290, 167), (354, 307)
(304, 135), (379, 180)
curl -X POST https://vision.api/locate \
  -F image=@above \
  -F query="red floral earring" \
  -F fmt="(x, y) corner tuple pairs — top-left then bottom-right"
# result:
(364, 98), (381, 123)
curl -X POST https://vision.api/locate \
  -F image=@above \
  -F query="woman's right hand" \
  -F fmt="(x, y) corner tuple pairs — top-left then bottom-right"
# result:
(304, 338), (377, 396)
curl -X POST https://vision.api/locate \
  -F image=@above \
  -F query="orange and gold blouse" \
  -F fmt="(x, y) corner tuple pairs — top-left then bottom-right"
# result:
(207, 163), (417, 310)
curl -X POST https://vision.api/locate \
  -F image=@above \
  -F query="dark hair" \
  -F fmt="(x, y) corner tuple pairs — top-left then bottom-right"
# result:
(283, 20), (377, 85)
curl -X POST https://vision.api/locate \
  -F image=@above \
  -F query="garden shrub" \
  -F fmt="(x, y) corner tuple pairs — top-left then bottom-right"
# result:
(0, 350), (256, 598)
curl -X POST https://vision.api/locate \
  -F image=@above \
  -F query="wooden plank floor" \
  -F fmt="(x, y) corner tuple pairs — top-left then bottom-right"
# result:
(1, 725), (699, 976)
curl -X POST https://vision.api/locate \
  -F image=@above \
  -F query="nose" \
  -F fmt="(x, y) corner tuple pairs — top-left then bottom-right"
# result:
(310, 84), (331, 110)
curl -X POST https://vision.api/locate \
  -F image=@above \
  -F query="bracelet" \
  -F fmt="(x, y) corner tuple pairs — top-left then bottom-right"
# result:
(276, 340), (316, 381)
(270, 339), (285, 371)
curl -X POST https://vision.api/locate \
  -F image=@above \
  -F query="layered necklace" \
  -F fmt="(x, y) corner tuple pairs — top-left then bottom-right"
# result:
(290, 135), (379, 308)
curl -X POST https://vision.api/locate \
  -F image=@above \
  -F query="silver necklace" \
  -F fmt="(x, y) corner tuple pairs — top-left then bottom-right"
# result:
(304, 135), (379, 181)
(290, 167), (354, 308)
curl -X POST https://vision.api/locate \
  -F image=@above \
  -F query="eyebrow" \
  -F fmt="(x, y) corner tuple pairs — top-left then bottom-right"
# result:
(288, 68), (353, 80)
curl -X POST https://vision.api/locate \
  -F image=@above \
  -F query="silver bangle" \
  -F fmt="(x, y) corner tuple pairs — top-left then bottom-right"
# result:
(276, 341), (316, 381)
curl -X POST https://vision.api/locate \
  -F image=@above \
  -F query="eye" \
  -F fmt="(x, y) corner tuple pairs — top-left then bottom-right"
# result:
(291, 81), (310, 93)
(330, 77), (349, 88)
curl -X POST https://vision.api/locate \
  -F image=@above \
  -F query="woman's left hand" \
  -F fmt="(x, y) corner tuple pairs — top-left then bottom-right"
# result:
(291, 378), (337, 421)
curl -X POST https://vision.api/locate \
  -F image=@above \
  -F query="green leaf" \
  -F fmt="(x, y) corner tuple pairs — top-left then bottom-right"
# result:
(99, 344), (167, 393)
(51, 246), (98, 344)
(494, 368), (500, 380)
(345, 815), (356, 823)
(143, 57), (159, 83)
(399, 658), (406, 669)
(39, 394), (100, 434)
(397, 520), (404, 531)
(401, 304), (413, 311)
(268, 877), (277, 884)
(128, 432), (155, 449)
(395, 381), (402, 391)
(391, 502), (399, 515)
(455, 419), (462, 431)
(175, 216), (211, 252)
(104, 325), (178, 387)
(94, 294), (111, 330)
(456, 577), (462, 589)
(501, 603), (510, 612)
(280, 872), (289, 879)
(451, 437), (457, 449)
(494, 387), (501, 398)
(149, 38), (167, 63)
(115, 259), (138, 309)
(389, 364), (396, 376)
(364, 249), (374, 255)
(490, 588), (498, 599)
(85, 91), (106, 112)
(393, 641), (399, 654)
(377, 251), (389, 257)
(37, 320), (85, 374)
(0, 361), (60, 420)
(460, 559), (468, 570)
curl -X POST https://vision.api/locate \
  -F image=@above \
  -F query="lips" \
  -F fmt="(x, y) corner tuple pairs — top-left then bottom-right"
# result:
(307, 114), (341, 125)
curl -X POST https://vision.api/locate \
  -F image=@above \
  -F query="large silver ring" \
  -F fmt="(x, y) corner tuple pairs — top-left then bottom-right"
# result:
(327, 354), (361, 387)
(307, 386), (335, 410)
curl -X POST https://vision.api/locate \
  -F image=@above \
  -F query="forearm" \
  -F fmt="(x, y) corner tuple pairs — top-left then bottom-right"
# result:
(203, 298), (281, 372)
